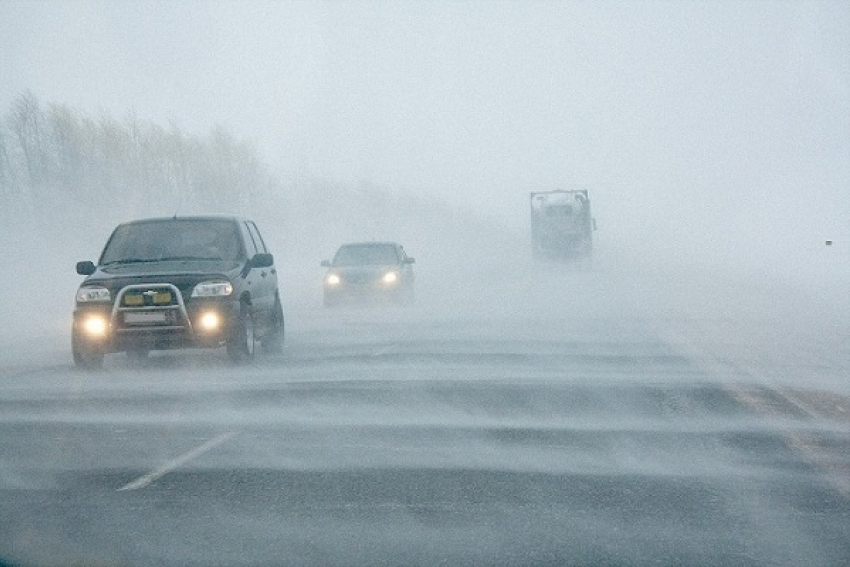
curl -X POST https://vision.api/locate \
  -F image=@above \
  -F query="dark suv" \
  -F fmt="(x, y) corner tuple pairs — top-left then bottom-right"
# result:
(72, 216), (284, 368)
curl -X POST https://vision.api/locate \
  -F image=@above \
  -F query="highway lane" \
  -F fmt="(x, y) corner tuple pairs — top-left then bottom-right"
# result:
(1, 279), (849, 566)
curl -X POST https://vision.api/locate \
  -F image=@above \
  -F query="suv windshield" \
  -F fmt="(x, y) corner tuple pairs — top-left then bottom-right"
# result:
(100, 219), (242, 265)
(333, 244), (399, 266)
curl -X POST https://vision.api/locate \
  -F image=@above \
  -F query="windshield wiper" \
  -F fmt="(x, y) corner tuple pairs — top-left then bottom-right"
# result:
(102, 256), (223, 266)
(101, 258), (162, 266)
(156, 255), (224, 262)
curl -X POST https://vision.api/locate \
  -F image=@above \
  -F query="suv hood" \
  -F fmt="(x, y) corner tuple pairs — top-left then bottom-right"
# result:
(97, 259), (241, 276)
(83, 260), (242, 296)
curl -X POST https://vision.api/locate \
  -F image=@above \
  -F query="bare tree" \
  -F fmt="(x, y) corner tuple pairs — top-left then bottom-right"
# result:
(0, 122), (14, 201)
(1, 92), (284, 222)
(47, 103), (85, 198)
(8, 90), (49, 204)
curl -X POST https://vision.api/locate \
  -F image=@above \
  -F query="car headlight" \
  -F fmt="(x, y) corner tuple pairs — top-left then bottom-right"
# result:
(325, 273), (341, 286)
(81, 314), (109, 337)
(197, 311), (222, 332)
(191, 281), (233, 298)
(76, 286), (111, 302)
(382, 271), (399, 285)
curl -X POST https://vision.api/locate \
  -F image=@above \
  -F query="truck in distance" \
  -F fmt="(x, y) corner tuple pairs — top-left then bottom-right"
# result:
(530, 189), (596, 263)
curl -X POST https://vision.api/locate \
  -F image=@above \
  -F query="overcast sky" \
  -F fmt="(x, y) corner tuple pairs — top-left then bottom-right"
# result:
(1, 1), (848, 261)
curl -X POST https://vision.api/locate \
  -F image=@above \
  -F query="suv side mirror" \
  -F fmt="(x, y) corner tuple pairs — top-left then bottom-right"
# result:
(76, 261), (96, 276)
(404, 257), (415, 264)
(320, 260), (331, 268)
(250, 253), (274, 268)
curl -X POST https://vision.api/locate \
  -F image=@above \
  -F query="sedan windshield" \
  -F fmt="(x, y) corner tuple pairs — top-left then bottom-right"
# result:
(333, 244), (399, 266)
(100, 220), (242, 264)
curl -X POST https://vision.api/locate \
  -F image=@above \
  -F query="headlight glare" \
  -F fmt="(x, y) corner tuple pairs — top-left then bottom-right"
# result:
(191, 281), (233, 298)
(82, 315), (108, 337)
(76, 286), (111, 303)
(325, 273), (341, 286)
(198, 311), (221, 332)
(382, 271), (399, 285)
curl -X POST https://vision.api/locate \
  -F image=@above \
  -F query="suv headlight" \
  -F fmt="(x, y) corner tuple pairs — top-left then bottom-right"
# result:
(191, 281), (233, 298)
(382, 271), (399, 285)
(76, 286), (111, 302)
(325, 273), (341, 286)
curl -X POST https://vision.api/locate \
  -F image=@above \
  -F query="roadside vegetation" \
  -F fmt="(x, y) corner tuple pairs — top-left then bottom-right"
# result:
(0, 91), (278, 236)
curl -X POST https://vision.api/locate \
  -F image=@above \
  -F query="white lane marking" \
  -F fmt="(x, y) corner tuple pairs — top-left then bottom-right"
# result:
(117, 431), (237, 491)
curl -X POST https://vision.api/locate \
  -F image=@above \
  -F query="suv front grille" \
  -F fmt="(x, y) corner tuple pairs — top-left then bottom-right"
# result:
(122, 287), (177, 307)
(112, 283), (190, 332)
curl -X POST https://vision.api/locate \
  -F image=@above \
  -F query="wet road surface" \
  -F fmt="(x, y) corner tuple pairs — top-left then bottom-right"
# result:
(1, 289), (849, 566)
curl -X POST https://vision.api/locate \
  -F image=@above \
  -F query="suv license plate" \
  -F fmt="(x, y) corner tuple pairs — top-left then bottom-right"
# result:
(124, 312), (167, 324)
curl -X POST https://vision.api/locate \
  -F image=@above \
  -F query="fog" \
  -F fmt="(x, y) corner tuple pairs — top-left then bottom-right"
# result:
(0, 1), (847, 363)
(2, 6), (849, 561)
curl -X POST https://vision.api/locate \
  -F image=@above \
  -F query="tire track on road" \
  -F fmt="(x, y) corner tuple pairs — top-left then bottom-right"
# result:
(659, 320), (850, 496)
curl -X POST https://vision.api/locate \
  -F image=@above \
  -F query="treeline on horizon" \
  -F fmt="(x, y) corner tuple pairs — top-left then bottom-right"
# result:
(0, 91), (518, 266)
(0, 91), (279, 226)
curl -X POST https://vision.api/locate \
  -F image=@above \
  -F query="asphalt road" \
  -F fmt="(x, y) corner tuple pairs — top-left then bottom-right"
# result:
(1, 269), (849, 567)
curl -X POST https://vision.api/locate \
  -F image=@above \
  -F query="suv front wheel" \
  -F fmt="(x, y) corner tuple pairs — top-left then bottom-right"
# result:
(261, 297), (285, 354)
(226, 304), (256, 363)
(72, 328), (105, 369)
